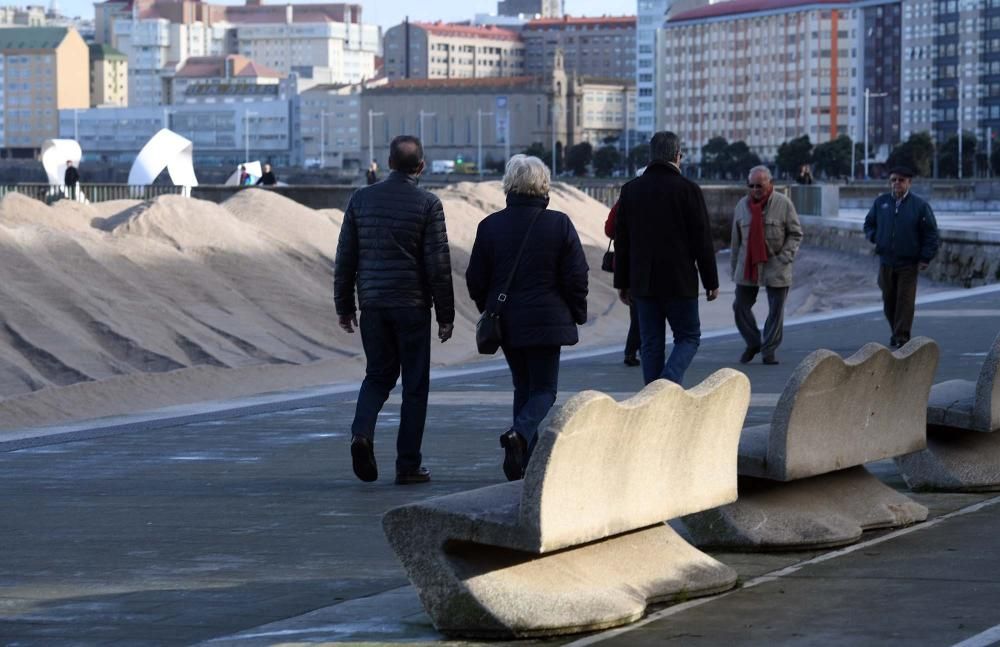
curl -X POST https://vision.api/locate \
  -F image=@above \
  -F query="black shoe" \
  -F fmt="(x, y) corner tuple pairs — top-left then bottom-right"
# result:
(624, 355), (640, 367)
(350, 436), (378, 483)
(762, 356), (779, 365)
(394, 466), (431, 485)
(739, 346), (761, 364)
(500, 429), (527, 481)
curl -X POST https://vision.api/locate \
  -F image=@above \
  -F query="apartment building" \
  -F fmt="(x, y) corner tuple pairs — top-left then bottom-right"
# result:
(298, 83), (363, 169)
(171, 54), (289, 103)
(0, 27), (89, 156)
(89, 43), (128, 106)
(662, 0), (901, 164)
(521, 16), (636, 81)
(234, 18), (379, 81)
(0, 5), (46, 26)
(635, 0), (668, 139)
(570, 78), (636, 148)
(382, 21), (524, 81)
(901, 0), (1000, 149)
(497, 0), (563, 18)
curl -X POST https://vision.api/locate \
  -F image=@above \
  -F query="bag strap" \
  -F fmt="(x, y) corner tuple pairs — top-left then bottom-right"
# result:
(605, 238), (613, 253)
(493, 207), (544, 313)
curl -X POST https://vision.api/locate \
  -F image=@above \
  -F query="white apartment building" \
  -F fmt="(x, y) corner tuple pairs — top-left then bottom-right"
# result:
(662, 0), (883, 163)
(636, 0), (668, 139)
(383, 21), (525, 80)
(235, 19), (379, 81)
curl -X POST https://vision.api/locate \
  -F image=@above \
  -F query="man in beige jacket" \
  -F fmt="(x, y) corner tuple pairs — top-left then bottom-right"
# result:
(730, 165), (803, 365)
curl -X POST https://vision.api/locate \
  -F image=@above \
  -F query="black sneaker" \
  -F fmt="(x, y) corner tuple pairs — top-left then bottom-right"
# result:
(740, 346), (761, 364)
(499, 429), (527, 481)
(350, 436), (378, 482)
(623, 355), (640, 367)
(394, 466), (431, 485)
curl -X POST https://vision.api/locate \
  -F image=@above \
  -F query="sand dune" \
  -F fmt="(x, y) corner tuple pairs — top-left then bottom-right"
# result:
(0, 183), (932, 433)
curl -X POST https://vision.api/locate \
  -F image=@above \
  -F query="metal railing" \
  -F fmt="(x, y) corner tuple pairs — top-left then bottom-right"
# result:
(0, 184), (189, 204)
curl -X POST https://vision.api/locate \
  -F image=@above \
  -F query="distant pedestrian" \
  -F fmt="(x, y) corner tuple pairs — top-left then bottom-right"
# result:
(334, 135), (455, 485)
(604, 201), (640, 367)
(863, 166), (940, 349)
(614, 131), (719, 386)
(64, 160), (80, 200)
(256, 163), (277, 186)
(466, 154), (588, 481)
(730, 165), (803, 365)
(238, 165), (249, 186)
(366, 159), (379, 185)
(796, 164), (814, 185)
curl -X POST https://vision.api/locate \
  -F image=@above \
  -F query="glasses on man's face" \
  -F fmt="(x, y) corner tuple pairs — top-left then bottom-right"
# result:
(747, 183), (766, 189)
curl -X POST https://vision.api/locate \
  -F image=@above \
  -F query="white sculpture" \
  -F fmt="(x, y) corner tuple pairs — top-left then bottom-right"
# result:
(225, 161), (262, 186)
(128, 129), (198, 192)
(40, 139), (82, 186)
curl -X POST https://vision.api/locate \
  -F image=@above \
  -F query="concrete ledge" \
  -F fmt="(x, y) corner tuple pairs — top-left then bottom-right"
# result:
(381, 369), (750, 637)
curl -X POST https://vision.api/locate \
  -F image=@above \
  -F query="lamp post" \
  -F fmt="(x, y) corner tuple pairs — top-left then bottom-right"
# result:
(957, 78), (963, 179)
(477, 108), (494, 180)
(419, 109), (435, 145)
(863, 88), (888, 180)
(319, 110), (332, 168)
(244, 109), (259, 164)
(73, 108), (79, 142)
(551, 98), (559, 175)
(368, 109), (384, 170)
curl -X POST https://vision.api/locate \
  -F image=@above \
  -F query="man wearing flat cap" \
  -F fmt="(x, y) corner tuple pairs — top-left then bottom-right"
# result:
(863, 166), (939, 349)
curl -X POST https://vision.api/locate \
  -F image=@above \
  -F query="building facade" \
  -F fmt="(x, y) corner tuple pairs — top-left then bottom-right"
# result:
(382, 21), (524, 81)
(497, 0), (563, 18)
(298, 83), (362, 169)
(662, 0), (900, 164)
(0, 27), (89, 156)
(636, 0), (668, 139)
(89, 43), (129, 107)
(522, 16), (636, 81)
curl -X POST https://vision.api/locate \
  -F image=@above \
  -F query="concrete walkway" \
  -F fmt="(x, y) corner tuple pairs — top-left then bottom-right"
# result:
(2, 286), (1000, 645)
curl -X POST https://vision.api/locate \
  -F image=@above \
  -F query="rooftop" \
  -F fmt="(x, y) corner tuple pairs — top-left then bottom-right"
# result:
(0, 26), (69, 49)
(372, 75), (541, 91)
(670, 0), (846, 22)
(410, 21), (521, 41)
(525, 15), (636, 29)
(88, 42), (126, 60)
(175, 54), (283, 79)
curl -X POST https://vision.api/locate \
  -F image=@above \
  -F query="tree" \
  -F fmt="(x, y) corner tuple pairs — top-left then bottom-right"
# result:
(593, 145), (621, 177)
(886, 132), (934, 178)
(628, 143), (650, 174)
(701, 136), (730, 179)
(775, 135), (813, 177)
(565, 141), (593, 176)
(938, 131), (977, 178)
(724, 140), (762, 179)
(812, 135), (853, 178)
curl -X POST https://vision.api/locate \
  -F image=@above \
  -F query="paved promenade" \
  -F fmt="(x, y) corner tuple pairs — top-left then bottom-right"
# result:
(2, 285), (1000, 645)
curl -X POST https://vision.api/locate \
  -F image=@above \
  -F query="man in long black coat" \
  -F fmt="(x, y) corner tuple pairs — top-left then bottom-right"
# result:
(64, 160), (80, 200)
(334, 135), (455, 485)
(613, 131), (719, 386)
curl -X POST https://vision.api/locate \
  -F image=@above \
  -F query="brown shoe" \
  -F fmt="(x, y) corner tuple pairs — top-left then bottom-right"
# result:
(394, 466), (431, 485)
(500, 429), (527, 481)
(350, 436), (378, 482)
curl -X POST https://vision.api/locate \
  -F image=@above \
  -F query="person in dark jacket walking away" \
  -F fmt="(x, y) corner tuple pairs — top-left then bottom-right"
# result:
(334, 135), (455, 485)
(466, 154), (588, 481)
(614, 131), (719, 386)
(863, 166), (939, 349)
(64, 160), (80, 200)
(256, 163), (277, 186)
(366, 160), (378, 185)
(604, 201), (640, 366)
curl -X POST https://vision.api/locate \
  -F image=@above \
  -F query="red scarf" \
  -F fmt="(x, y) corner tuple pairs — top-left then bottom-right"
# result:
(744, 189), (772, 282)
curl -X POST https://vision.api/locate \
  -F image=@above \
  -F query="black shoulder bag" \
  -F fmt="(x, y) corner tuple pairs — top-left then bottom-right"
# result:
(475, 208), (543, 355)
(601, 238), (614, 272)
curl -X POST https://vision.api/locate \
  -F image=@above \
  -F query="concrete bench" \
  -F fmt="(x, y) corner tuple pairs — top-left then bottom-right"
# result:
(896, 331), (1000, 491)
(684, 338), (938, 551)
(382, 369), (750, 639)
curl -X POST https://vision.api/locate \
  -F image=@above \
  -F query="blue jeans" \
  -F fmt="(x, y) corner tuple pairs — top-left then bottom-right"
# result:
(634, 296), (701, 386)
(502, 345), (561, 456)
(350, 307), (431, 472)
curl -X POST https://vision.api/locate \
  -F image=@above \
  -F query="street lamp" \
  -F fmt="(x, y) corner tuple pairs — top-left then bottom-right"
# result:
(863, 87), (888, 180)
(477, 108), (494, 180)
(368, 109), (384, 170)
(244, 108), (259, 164)
(320, 110), (330, 168)
(957, 78), (964, 179)
(419, 109), (436, 145)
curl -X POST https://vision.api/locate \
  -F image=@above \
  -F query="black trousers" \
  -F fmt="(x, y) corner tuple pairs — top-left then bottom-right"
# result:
(350, 307), (431, 472)
(878, 264), (918, 347)
(733, 284), (789, 360)
(624, 303), (640, 357)
(502, 345), (561, 456)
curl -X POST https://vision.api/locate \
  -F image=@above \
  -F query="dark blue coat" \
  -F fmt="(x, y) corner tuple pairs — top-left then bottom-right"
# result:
(863, 191), (940, 268)
(466, 193), (589, 349)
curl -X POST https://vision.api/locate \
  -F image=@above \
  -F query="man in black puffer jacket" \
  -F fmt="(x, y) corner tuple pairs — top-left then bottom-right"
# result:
(334, 135), (455, 485)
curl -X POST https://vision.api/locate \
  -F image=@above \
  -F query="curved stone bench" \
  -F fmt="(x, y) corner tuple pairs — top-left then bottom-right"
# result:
(382, 369), (750, 638)
(684, 338), (938, 551)
(896, 331), (1000, 491)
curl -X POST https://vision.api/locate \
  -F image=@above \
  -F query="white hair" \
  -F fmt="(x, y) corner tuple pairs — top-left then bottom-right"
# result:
(502, 154), (551, 197)
(748, 165), (772, 182)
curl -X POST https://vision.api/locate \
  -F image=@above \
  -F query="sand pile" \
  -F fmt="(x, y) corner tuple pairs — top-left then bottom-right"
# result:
(0, 184), (626, 431)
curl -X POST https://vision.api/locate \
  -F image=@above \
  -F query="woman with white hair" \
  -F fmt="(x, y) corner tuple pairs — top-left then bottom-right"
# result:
(466, 154), (589, 481)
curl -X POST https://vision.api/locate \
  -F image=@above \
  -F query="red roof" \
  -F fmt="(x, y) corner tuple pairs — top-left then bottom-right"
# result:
(412, 21), (521, 41)
(670, 0), (845, 22)
(373, 76), (540, 91)
(525, 15), (635, 29)
(175, 54), (283, 79)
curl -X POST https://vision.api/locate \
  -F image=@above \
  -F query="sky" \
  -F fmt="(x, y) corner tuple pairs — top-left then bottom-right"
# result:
(46, 0), (626, 32)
